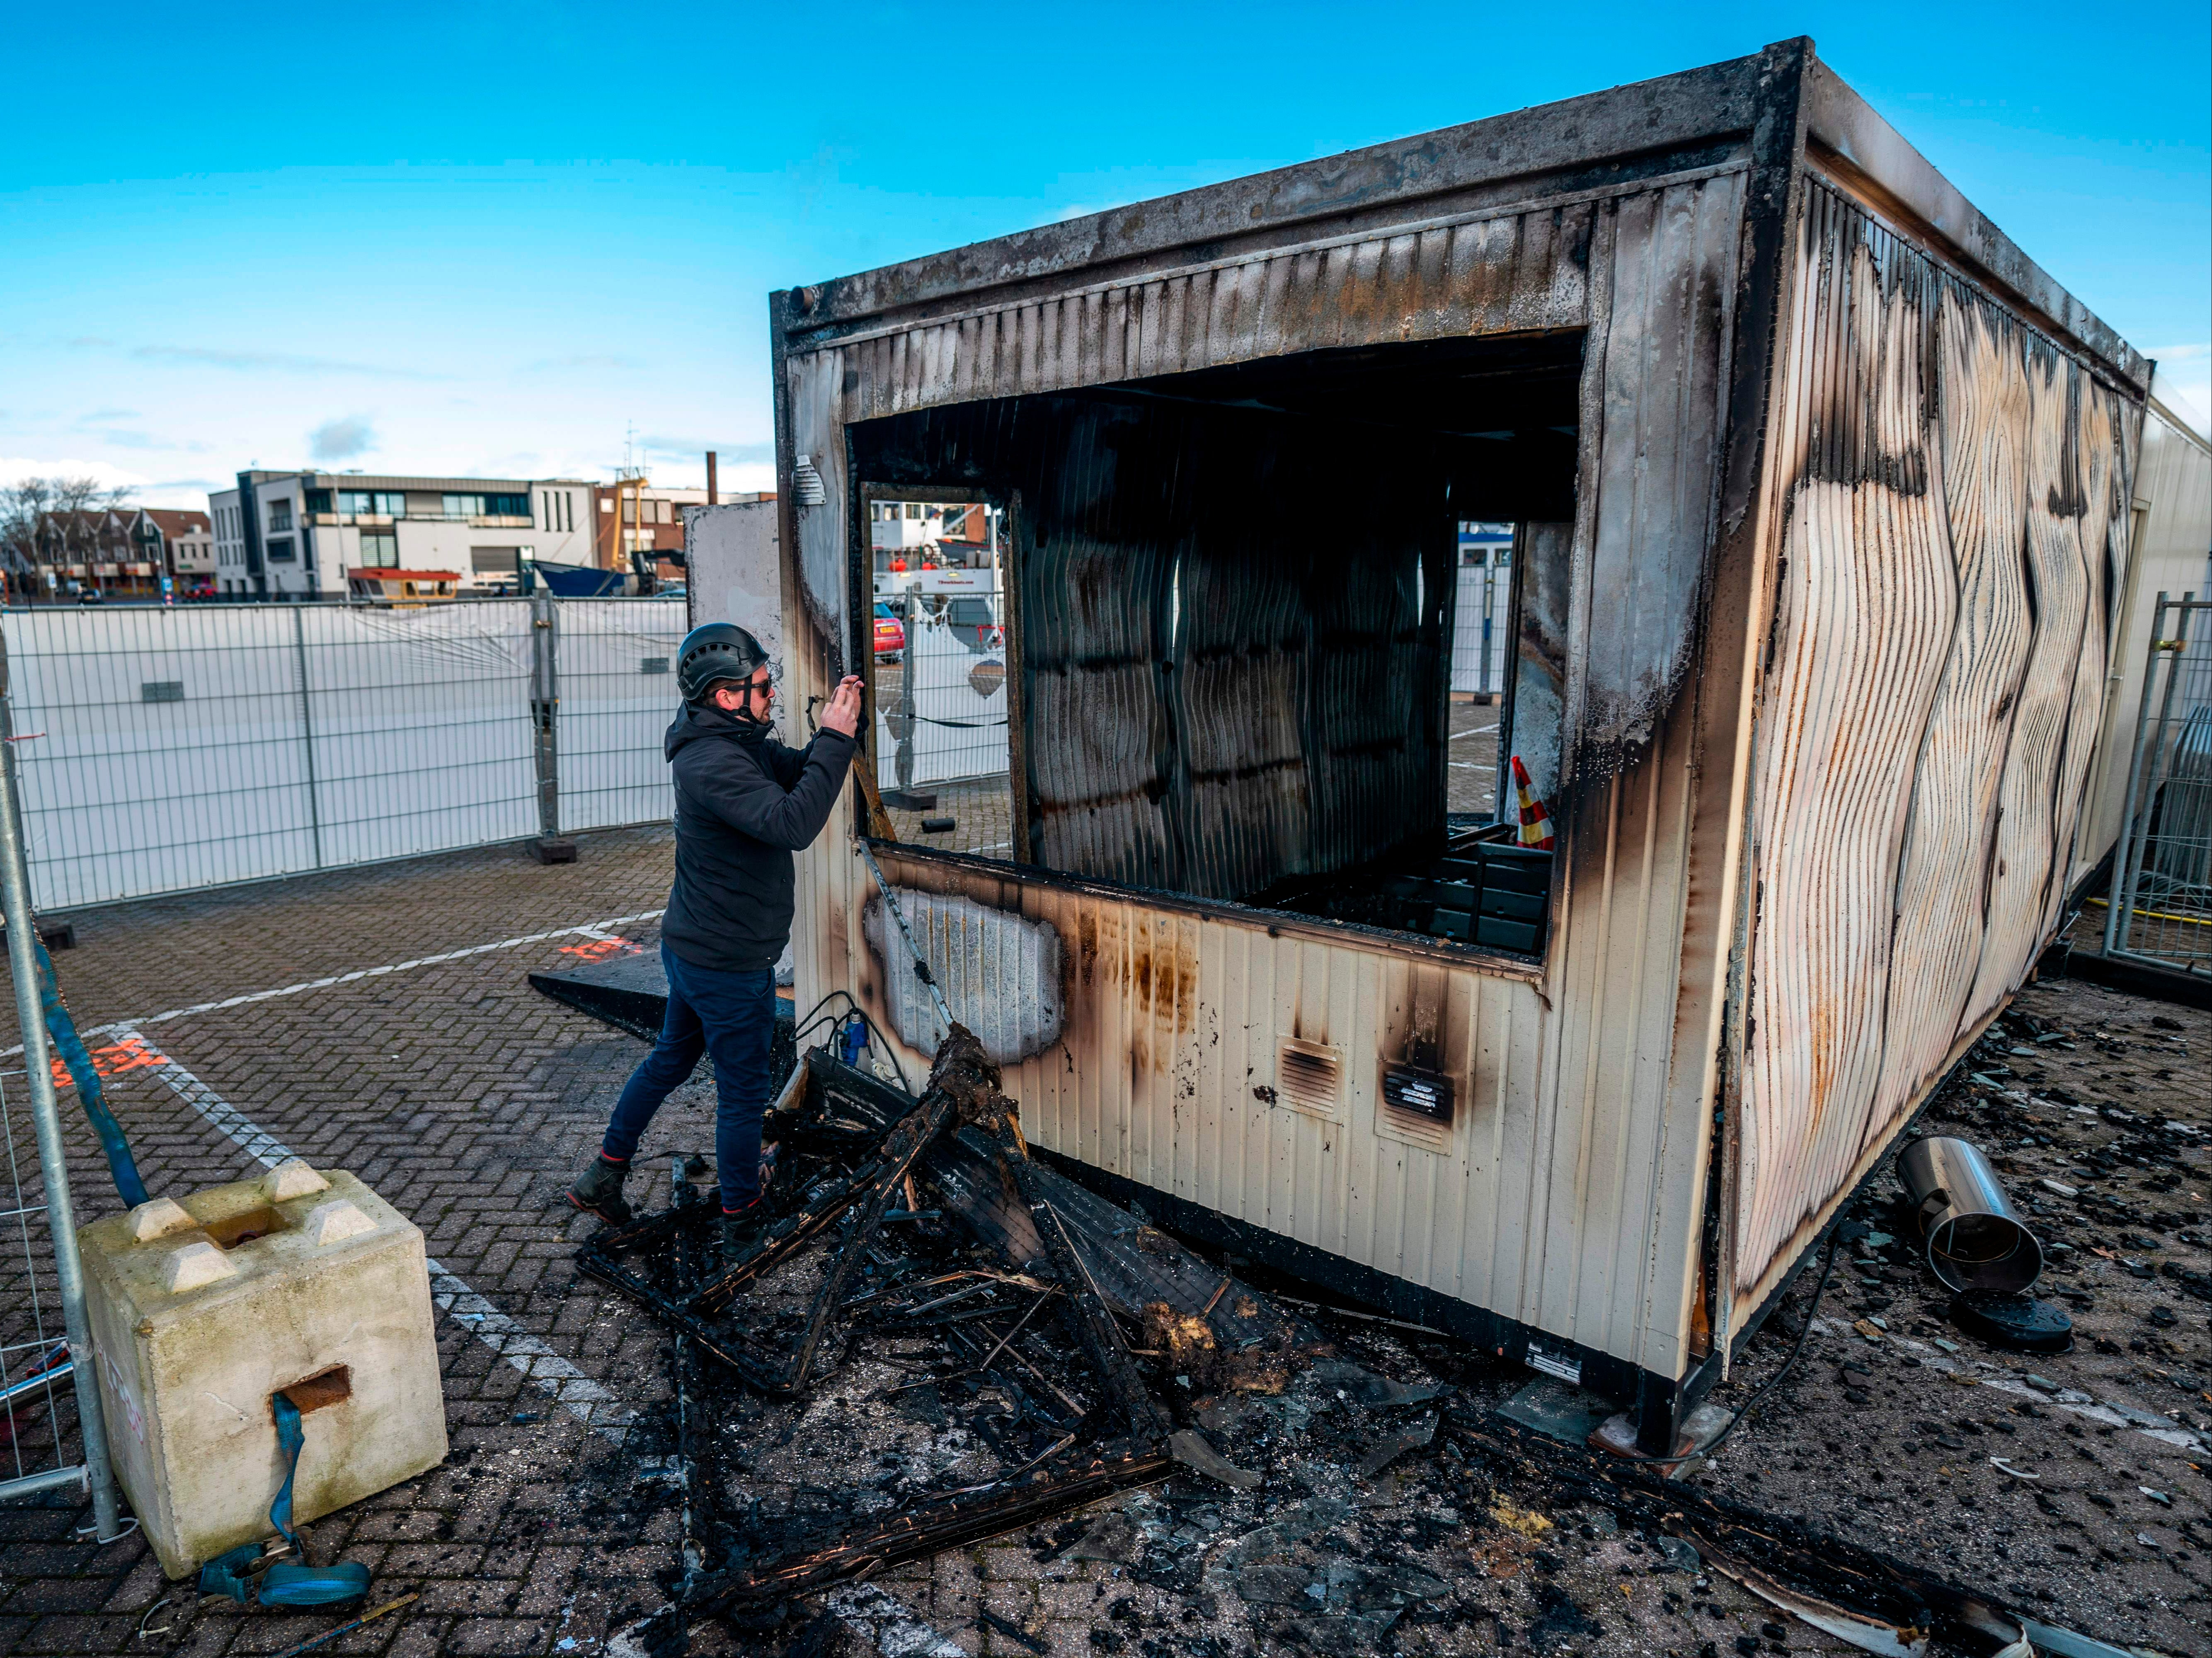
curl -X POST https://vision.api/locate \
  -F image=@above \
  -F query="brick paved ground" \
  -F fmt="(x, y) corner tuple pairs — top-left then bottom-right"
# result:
(1, 827), (2205, 1657)
(1445, 697), (1500, 819)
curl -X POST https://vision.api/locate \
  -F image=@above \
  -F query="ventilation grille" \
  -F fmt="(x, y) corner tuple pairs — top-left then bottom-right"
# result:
(1276, 1039), (1342, 1117)
(1377, 1063), (1455, 1154)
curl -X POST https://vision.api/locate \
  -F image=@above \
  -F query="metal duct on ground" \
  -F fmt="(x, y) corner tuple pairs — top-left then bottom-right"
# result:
(1897, 1137), (2044, 1294)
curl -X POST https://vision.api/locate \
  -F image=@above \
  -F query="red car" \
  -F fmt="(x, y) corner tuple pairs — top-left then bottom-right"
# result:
(872, 603), (905, 660)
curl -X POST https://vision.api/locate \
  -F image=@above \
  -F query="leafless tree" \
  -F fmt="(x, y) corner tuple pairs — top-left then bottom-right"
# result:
(0, 476), (133, 599)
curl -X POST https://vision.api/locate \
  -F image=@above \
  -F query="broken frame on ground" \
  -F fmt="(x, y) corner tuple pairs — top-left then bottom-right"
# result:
(744, 39), (2186, 1453)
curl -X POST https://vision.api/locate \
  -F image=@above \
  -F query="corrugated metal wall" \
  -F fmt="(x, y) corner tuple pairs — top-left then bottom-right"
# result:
(1737, 180), (2142, 1304)
(788, 162), (1751, 1384)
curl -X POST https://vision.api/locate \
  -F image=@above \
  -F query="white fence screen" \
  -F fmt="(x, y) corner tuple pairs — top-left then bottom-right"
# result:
(874, 589), (1012, 791)
(554, 599), (686, 834)
(2, 599), (676, 913)
(300, 604), (538, 868)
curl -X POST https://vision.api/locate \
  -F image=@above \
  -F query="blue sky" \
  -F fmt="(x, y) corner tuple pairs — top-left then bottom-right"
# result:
(3, 2), (2205, 505)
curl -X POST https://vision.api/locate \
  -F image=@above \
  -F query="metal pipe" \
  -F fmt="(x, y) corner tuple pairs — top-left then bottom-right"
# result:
(0, 1463), (89, 1504)
(0, 696), (123, 1538)
(530, 592), (561, 845)
(0, 1349), (71, 1407)
(1897, 1137), (2043, 1294)
(291, 605), (325, 870)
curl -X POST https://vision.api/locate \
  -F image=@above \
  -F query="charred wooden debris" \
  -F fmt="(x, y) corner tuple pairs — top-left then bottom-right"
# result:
(576, 1024), (1313, 1629)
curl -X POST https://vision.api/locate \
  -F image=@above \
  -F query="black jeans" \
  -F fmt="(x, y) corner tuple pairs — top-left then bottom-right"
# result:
(600, 942), (775, 1211)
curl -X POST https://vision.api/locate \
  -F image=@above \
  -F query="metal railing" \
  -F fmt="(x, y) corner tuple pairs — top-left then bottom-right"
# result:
(2106, 592), (2212, 973)
(0, 596), (686, 913)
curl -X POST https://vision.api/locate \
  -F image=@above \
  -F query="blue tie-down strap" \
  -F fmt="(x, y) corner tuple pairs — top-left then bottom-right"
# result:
(197, 1542), (262, 1603)
(34, 938), (147, 1209)
(256, 1393), (372, 1608)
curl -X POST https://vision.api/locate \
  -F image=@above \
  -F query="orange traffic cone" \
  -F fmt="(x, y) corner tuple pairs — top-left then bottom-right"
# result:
(1510, 755), (1555, 850)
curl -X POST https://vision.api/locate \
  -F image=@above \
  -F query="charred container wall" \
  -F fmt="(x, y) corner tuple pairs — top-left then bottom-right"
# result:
(764, 40), (2155, 1441)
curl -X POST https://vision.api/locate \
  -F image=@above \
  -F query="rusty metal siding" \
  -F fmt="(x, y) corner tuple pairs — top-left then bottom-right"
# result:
(825, 194), (1619, 421)
(1736, 181), (2143, 1304)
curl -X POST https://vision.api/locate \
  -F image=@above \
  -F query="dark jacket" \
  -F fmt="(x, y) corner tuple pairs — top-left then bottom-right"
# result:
(660, 703), (856, 973)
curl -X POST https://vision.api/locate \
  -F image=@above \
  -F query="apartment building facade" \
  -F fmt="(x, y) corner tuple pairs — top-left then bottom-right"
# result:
(24, 506), (215, 598)
(209, 471), (595, 598)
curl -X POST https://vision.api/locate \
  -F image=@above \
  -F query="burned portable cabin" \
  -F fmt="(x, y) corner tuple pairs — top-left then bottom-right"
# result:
(761, 39), (2154, 1447)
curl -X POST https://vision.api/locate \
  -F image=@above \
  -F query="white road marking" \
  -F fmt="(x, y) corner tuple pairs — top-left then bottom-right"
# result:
(7, 908), (666, 1056)
(1450, 723), (1500, 740)
(121, 1028), (633, 1441)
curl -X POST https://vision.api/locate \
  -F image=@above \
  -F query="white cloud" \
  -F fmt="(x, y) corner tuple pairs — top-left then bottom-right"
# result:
(0, 456), (153, 494)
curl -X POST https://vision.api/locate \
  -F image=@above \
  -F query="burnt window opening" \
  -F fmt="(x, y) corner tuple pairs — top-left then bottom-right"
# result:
(848, 332), (1576, 960)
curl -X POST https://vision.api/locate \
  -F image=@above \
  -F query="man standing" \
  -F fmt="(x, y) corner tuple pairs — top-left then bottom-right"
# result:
(567, 623), (863, 1260)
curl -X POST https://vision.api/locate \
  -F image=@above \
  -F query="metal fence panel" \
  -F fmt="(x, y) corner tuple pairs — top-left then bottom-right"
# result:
(4, 606), (318, 909)
(554, 598), (688, 834)
(2, 599), (683, 915)
(873, 589), (1010, 791)
(2108, 594), (2212, 970)
(298, 603), (538, 868)
(0, 1064), (82, 1500)
(1450, 559), (1511, 695)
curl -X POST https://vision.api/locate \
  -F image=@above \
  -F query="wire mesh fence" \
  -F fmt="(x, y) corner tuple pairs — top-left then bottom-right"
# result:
(0, 598), (684, 914)
(553, 599), (688, 834)
(872, 587), (1015, 859)
(1450, 548), (1512, 696)
(0, 1062), (82, 1502)
(2107, 594), (2212, 973)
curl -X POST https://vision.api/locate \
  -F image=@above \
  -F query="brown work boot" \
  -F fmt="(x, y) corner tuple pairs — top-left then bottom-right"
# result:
(567, 1154), (633, 1225)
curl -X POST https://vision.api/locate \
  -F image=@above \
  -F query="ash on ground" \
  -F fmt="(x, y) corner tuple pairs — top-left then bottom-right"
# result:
(579, 975), (2207, 1658)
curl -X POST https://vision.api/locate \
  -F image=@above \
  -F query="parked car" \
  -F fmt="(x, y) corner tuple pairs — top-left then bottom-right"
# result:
(943, 595), (1001, 652)
(873, 602), (905, 660)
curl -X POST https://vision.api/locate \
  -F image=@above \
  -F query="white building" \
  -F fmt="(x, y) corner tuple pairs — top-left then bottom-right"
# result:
(208, 471), (596, 598)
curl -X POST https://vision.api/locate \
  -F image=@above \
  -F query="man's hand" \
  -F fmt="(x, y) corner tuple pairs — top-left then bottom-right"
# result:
(821, 675), (864, 738)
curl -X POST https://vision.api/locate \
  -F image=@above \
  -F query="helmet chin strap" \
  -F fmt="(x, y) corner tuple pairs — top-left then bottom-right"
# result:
(712, 682), (772, 730)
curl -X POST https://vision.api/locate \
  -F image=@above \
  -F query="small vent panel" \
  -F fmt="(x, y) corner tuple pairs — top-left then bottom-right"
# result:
(1275, 1039), (1342, 1117)
(1377, 1063), (1454, 1154)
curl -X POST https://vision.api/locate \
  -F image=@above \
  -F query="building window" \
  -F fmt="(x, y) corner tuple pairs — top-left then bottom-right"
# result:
(470, 546), (520, 573)
(444, 492), (528, 519)
(359, 531), (397, 563)
(267, 536), (296, 562)
(268, 500), (293, 532)
(304, 490), (332, 514)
